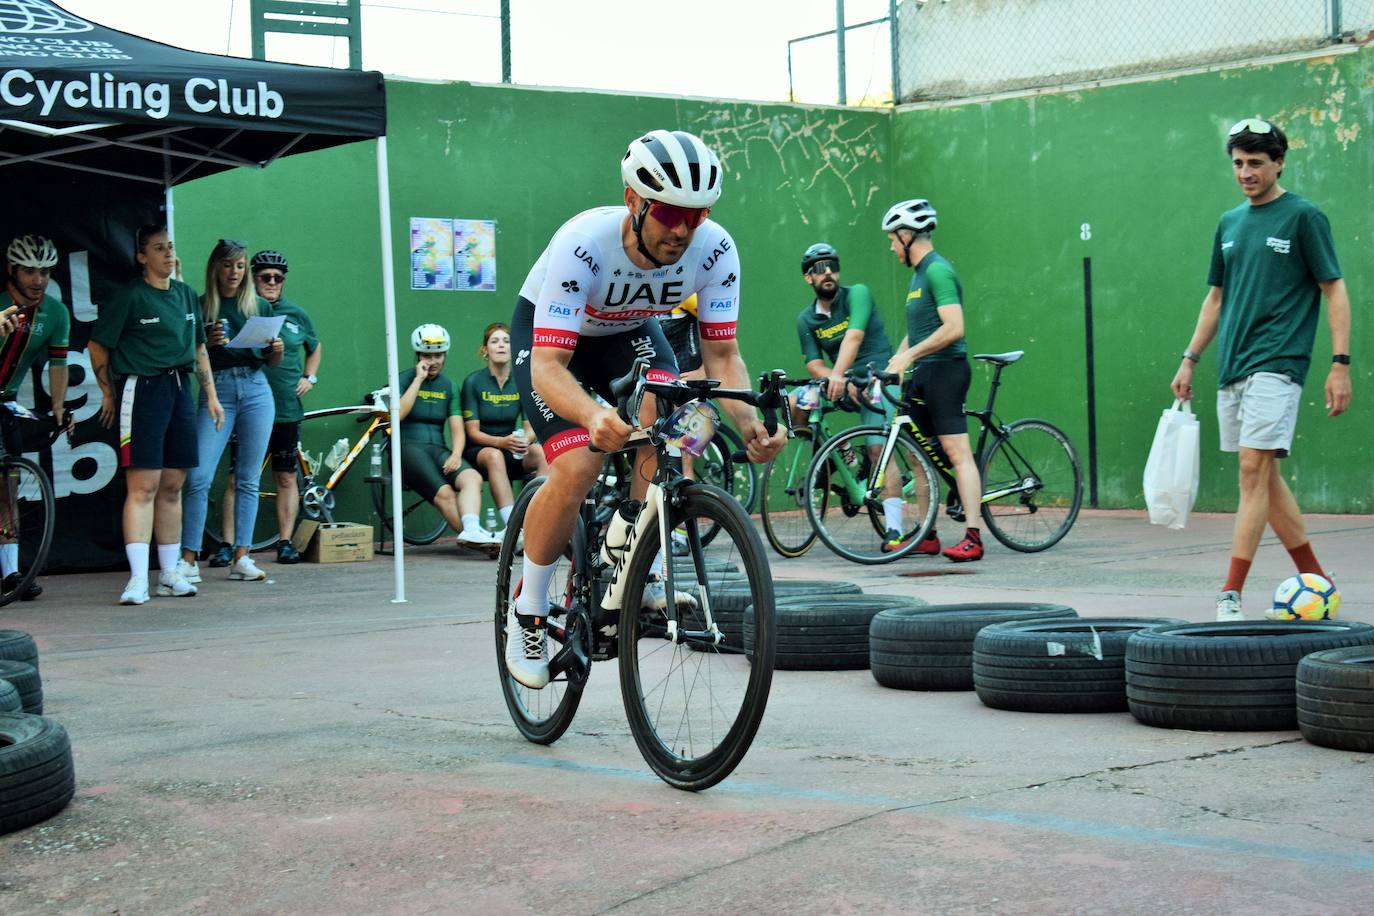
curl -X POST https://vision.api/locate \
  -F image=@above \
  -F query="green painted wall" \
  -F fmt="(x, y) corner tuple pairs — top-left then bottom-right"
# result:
(893, 50), (1373, 512)
(177, 82), (895, 523)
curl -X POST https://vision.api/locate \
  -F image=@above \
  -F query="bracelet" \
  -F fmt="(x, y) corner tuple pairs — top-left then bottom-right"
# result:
(1332, 354), (1350, 365)
(1182, 350), (1201, 363)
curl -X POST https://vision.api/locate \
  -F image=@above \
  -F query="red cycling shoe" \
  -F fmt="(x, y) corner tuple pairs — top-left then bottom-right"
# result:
(942, 529), (984, 563)
(914, 531), (941, 555)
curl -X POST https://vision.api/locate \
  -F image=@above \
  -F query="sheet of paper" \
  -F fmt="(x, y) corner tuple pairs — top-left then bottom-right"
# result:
(225, 315), (285, 349)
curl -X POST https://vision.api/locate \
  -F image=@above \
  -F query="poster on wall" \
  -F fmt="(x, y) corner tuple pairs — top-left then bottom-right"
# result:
(408, 217), (496, 291)
(410, 217), (455, 290)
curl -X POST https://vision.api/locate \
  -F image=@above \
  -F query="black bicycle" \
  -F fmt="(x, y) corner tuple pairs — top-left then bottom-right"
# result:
(0, 404), (57, 607)
(495, 361), (786, 791)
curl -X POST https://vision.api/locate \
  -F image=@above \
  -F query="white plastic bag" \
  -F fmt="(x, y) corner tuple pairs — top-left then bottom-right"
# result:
(1143, 400), (1200, 529)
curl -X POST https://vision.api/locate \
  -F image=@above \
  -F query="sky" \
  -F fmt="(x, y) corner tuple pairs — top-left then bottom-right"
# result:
(60, 0), (897, 105)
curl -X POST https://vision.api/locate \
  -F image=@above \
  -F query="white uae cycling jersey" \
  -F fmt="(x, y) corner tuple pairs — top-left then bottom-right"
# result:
(518, 207), (740, 351)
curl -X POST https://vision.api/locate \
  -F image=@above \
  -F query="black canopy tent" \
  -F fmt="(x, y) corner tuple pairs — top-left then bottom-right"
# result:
(1, 1), (413, 599)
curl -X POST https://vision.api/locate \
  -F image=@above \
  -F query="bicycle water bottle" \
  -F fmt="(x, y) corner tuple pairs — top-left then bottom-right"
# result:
(599, 499), (642, 566)
(324, 437), (349, 471)
(369, 442), (383, 479)
(485, 507), (498, 532)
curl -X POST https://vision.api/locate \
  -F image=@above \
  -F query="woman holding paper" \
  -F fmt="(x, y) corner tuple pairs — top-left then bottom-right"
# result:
(177, 238), (283, 584)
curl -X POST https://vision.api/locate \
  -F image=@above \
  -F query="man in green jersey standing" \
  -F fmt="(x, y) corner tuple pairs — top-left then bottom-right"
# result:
(1171, 118), (1352, 621)
(0, 234), (72, 599)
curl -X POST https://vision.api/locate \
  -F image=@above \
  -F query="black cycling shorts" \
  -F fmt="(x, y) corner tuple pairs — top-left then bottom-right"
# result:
(658, 313), (702, 373)
(268, 421), (300, 472)
(463, 444), (528, 482)
(904, 358), (971, 437)
(399, 441), (472, 502)
(512, 297), (679, 464)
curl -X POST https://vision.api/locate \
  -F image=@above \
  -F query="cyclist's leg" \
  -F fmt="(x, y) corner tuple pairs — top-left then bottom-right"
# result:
(452, 464), (493, 544)
(472, 445), (515, 516)
(269, 422), (301, 543)
(0, 417), (22, 587)
(922, 360), (982, 559)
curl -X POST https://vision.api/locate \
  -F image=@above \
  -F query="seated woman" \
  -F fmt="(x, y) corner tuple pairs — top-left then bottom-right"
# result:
(460, 322), (547, 532)
(395, 323), (497, 548)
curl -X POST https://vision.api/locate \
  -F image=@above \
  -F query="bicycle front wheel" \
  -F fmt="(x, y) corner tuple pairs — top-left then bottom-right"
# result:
(979, 419), (1082, 552)
(370, 435), (449, 546)
(805, 426), (938, 564)
(760, 427), (817, 558)
(0, 457), (53, 608)
(619, 484), (774, 791)
(495, 477), (585, 743)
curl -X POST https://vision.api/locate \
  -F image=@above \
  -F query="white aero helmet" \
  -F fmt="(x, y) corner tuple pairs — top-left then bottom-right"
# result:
(7, 234), (58, 269)
(411, 323), (451, 353)
(621, 130), (723, 208)
(881, 199), (938, 234)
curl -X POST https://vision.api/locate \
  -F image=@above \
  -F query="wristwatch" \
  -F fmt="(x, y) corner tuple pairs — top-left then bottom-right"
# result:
(1182, 350), (1201, 363)
(1332, 355), (1350, 365)
(306, 374), (318, 384)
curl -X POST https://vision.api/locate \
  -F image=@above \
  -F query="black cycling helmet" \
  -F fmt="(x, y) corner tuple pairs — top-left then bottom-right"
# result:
(801, 242), (840, 275)
(250, 249), (288, 273)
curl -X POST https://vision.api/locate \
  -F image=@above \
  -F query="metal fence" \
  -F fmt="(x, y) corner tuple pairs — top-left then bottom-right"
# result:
(891, 0), (1374, 103)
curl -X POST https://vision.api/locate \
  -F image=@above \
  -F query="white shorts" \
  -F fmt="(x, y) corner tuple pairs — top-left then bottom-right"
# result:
(1216, 371), (1301, 456)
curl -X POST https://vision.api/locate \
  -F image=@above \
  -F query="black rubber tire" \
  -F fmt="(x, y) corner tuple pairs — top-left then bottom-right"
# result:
(0, 630), (38, 670)
(870, 603), (1079, 691)
(0, 712), (75, 835)
(1125, 620), (1374, 731)
(741, 595), (930, 670)
(973, 617), (1189, 713)
(0, 660), (41, 714)
(1296, 646), (1374, 752)
(706, 580), (862, 648)
(0, 679), (19, 713)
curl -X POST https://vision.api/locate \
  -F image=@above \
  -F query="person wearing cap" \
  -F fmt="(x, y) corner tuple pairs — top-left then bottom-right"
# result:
(1170, 117), (1352, 622)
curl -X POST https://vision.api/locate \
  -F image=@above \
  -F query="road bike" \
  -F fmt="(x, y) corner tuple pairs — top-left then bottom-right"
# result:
(804, 351), (1083, 564)
(494, 361), (786, 791)
(0, 404), (58, 607)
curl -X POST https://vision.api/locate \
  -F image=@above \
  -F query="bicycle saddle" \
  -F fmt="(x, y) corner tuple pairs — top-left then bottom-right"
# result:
(973, 350), (1025, 366)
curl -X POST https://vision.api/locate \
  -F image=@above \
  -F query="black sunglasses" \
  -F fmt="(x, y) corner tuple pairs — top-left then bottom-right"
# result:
(806, 259), (839, 275)
(256, 272), (285, 284)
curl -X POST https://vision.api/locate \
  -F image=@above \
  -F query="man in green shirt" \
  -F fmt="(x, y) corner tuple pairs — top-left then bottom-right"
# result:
(1171, 118), (1352, 621)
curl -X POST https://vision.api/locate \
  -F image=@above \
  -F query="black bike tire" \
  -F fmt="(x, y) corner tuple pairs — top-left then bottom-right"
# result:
(805, 426), (938, 565)
(618, 483), (775, 791)
(494, 477), (585, 744)
(369, 436), (448, 546)
(0, 457), (53, 609)
(760, 427), (818, 558)
(978, 419), (1082, 553)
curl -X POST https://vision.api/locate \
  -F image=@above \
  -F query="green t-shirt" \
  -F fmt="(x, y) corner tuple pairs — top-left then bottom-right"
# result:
(1207, 192), (1342, 387)
(206, 295), (276, 371)
(0, 291), (70, 397)
(264, 299), (319, 422)
(460, 367), (523, 437)
(398, 368), (459, 446)
(92, 278), (205, 377)
(795, 284), (893, 373)
(904, 251), (966, 362)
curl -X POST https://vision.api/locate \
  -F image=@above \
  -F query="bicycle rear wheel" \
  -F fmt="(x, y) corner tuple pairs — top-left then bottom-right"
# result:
(0, 457), (53, 608)
(760, 427), (818, 558)
(370, 435), (449, 546)
(495, 478), (586, 743)
(619, 484), (774, 791)
(805, 426), (938, 564)
(979, 419), (1082, 552)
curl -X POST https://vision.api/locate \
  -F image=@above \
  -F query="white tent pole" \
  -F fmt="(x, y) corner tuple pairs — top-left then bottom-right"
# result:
(164, 185), (174, 241)
(376, 136), (406, 603)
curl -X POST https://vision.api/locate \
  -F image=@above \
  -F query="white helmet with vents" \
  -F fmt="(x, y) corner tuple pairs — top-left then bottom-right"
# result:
(411, 323), (451, 353)
(880, 199), (938, 234)
(7, 234), (58, 269)
(621, 130), (723, 208)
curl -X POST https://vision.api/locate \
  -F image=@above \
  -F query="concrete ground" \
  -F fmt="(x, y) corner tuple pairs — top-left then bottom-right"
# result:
(1, 509), (1371, 914)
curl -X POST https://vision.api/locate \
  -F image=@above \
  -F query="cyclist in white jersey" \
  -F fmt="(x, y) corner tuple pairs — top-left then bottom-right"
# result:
(506, 129), (783, 689)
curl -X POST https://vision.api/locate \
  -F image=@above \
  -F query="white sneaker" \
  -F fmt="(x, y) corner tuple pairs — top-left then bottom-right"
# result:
(642, 574), (700, 611)
(155, 569), (198, 598)
(120, 576), (149, 606)
(176, 558), (202, 584)
(457, 528), (500, 546)
(228, 556), (267, 581)
(1216, 590), (1244, 622)
(504, 604), (550, 689)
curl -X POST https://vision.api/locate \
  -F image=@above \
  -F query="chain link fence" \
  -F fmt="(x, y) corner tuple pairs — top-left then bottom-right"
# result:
(891, 0), (1374, 103)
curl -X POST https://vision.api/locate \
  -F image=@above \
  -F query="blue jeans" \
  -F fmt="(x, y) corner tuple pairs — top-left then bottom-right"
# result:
(181, 367), (275, 552)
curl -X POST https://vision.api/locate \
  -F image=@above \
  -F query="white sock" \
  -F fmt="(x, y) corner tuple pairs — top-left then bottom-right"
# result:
(461, 513), (482, 534)
(499, 504), (513, 524)
(157, 543), (180, 573)
(515, 557), (557, 617)
(126, 543), (150, 580)
(0, 543), (17, 577)
(883, 497), (904, 533)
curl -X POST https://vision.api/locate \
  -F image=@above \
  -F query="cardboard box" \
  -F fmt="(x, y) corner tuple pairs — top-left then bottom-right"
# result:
(292, 521), (375, 563)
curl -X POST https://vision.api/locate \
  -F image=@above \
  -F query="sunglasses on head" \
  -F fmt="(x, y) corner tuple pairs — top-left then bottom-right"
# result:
(1228, 118), (1274, 136)
(648, 201), (710, 230)
(806, 259), (839, 275)
(218, 237), (247, 251)
(256, 272), (285, 284)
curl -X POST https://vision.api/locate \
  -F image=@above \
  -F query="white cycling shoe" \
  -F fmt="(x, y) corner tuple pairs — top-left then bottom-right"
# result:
(505, 604), (550, 689)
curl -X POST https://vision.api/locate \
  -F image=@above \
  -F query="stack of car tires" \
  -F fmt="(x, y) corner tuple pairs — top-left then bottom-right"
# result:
(0, 629), (75, 834)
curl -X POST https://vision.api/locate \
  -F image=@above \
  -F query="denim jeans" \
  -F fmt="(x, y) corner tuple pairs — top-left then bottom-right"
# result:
(181, 367), (275, 552)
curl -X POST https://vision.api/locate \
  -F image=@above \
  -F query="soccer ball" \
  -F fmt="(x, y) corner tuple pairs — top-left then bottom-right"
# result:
(1267, 573), (1341, 621)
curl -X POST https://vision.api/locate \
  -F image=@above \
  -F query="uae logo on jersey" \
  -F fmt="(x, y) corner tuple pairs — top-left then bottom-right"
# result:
(0, 0), (93, 34)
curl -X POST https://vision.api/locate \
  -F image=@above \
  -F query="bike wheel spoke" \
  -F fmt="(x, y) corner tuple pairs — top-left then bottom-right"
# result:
(979, 420), (1082, 552)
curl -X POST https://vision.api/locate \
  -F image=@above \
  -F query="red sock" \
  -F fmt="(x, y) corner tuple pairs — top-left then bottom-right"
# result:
(1286, 542), (1325, 578)
(1222, 557), (1252, 594)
